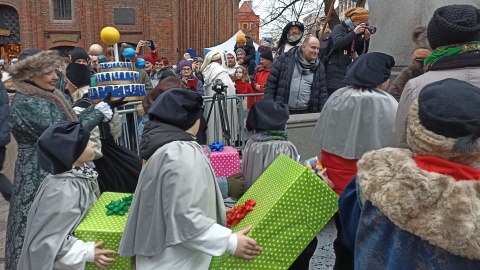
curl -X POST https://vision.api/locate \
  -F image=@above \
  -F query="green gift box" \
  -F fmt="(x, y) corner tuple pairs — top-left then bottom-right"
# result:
(210, 154), (339, 269)
(75, 192), (134, 270)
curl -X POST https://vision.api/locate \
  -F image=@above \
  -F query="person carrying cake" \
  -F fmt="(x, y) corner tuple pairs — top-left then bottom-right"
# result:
(17, 121), (117, 270)
(119, 89), (262, 269)
(4, 49), (123, 270)
(66, 63), (141, 193)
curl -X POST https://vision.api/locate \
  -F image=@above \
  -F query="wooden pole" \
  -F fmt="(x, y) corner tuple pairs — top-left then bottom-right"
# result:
(321, 0), (336, 36)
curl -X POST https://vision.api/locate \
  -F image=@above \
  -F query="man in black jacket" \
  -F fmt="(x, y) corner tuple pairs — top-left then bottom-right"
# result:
(264, 36), (328, 114)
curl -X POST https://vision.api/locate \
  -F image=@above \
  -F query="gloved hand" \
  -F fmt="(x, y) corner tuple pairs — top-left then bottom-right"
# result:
(103, 92), (128, 109)
(148, 40), (156, 51)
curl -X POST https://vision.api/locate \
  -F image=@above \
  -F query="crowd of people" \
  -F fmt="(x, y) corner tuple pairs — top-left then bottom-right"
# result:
(1, 3), (480, 270)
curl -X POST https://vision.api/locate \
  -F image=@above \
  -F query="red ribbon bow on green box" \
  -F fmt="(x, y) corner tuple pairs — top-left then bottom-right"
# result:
(226, 199), (256, 228)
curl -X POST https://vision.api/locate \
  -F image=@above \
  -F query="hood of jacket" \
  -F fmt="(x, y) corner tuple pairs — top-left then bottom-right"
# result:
(139, 121), (194, 160)
(358, 147), (480, 260)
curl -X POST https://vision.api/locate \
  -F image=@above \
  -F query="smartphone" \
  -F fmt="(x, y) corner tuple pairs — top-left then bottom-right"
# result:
(144, 41), (152, 47)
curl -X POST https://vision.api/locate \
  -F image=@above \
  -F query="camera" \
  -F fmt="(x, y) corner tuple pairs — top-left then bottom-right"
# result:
(212, 79), (228, 93)
(365, 22), (377, 34)
(144, 40), (152, 47)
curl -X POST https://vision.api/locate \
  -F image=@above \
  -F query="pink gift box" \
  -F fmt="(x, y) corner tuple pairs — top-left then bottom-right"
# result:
(205, 146), (241, 177)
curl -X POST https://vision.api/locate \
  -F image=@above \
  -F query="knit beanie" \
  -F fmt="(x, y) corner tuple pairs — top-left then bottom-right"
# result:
(142, 55), (154, 64)
(65, 63), (91, 88)
(70, 47), (90, 62)
(178, 59), (192, 70)
(344, 7), (369, 23)
(427, 5), (480, 50)
(260, 50), (273, 62)
(236, 48), (246, 56)
(236, 32), (247, 43)
(407, 79), (480, 166)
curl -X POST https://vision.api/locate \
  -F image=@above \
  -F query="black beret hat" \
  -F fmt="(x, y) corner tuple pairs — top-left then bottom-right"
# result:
(66, 63), (91, 88)
(37, 122), (91, 174)
(418, 78), (480, 152)
(70, 47), (91, 63)
(343, 52), (395, 88)
(246, 100), (289, 131)
(260, 51), (273, 62)
(427, 5), (480, 50)
(149, 88), (203, 131)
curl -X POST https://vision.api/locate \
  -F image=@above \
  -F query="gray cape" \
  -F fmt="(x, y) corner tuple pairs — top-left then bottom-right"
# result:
(119, 141), (226, 257)
(242, 139), (299, 191)
(17, 169), (100, 270)
(312, 86), (398, 159)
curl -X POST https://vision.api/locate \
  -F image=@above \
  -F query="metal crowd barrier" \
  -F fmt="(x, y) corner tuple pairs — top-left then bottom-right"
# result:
(114, 93), (265, 155)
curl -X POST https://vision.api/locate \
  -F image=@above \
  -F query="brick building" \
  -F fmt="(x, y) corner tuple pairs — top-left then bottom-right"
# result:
(238, 1), (259, 44)
(0, 0), (240, 64)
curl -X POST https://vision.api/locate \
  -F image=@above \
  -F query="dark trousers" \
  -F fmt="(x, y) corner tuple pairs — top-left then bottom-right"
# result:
(333, 213), (354, 270)
(288, 237), (318, 270)
(0, 146), (12, 202)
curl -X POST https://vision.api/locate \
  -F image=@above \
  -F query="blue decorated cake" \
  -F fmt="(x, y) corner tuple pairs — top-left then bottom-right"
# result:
(89, 62), (146, 103)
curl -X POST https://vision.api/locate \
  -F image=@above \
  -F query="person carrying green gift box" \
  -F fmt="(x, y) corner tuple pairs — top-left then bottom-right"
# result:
(17, 121), (116, 270)
(119, 89), (262, 269)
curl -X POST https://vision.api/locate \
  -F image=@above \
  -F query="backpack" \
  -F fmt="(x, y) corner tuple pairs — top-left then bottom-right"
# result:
(318, 32), (333, 65)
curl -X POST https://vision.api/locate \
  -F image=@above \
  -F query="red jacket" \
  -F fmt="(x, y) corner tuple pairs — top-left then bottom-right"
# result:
(253, 65), (270, 101)
(235, 79), (254, 109)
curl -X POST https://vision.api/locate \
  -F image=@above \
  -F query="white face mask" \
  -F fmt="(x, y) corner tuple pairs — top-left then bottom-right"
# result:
(287, 33), (302, 43)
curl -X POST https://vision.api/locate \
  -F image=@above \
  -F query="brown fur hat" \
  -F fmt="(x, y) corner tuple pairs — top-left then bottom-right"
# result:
(407, 101), (480, 166)
(411, 25), (431, 52)
(8, 50), (62, 81)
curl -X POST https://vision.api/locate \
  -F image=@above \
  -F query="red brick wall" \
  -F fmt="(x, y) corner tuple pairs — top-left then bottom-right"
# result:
(1, 0), (239, 64)
(238, 12), (260, 44)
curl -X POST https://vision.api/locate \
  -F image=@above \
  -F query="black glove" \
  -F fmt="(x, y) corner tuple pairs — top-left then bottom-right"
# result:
(103, 92), (128, 109)
(148, 40), (156, 51)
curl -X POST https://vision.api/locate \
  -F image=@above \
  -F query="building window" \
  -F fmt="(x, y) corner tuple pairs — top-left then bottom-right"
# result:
(251, 24), (256, 30)
(53, 0), (73, 20)
(251, 34), (256, 41)
(243, 23), (248, 30)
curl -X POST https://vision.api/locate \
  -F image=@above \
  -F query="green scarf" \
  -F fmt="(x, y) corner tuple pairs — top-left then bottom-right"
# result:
(424, 41), (480, 72)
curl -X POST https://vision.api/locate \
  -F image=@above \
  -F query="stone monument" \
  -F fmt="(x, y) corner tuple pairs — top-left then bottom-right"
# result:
(368, 0), (480, 66)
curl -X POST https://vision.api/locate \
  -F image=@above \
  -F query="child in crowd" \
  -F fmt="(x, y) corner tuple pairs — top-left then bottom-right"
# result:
(234, 66), (254, 109)
(119, 89), (261, 269)
(17, 121), (116, 270)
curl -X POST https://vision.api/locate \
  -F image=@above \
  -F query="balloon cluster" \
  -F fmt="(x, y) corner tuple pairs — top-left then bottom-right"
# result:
(122, 47), (146, 69)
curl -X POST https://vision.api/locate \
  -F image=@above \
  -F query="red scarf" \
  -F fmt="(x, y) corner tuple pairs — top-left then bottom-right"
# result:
(414, 155), (480, 181)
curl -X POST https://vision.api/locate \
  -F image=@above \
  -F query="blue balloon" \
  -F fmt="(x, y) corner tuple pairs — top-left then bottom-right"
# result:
(122, 48), (136, 61)
(98, 55), (107, 63)
(135, 58), (146, 69)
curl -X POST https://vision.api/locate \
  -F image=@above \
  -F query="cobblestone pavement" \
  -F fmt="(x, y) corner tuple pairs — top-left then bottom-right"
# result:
(310, 218), (336, 270)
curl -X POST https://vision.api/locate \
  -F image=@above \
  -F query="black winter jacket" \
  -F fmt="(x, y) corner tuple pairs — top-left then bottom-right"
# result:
(326, 23), (369, 92)
(0, 81), (10, 147)
(235, 36), (257, 75)
(263, 47), (328, 113)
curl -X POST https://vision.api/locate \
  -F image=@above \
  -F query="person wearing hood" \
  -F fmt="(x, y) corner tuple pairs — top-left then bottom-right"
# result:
(311, 52), (398, 269)
(17, 122), (116, 270)
(119, 89), (262, 269)
(340, 79), (480, 269)
(234, 32), (256, 76)
(264, 36), (328, 114)
(200, 50), (238, 144)
(5, 50), (118, 270)
(225, 50), (239, 79)
(277, 21), (305, 55)
(325, 7), (371, 96)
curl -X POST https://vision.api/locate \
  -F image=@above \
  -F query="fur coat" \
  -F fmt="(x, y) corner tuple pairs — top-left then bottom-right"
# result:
(388, 26), (432, 101)
(354, 147), (480, 269)
(5, 71), (104, 270)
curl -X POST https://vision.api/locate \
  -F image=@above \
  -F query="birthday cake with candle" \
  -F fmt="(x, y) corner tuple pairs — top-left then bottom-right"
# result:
(89, 62), (146, 103)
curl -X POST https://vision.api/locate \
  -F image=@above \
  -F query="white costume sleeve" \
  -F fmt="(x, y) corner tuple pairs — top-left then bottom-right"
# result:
(181, 223), (238, 256)
(54, 237), (95, 269)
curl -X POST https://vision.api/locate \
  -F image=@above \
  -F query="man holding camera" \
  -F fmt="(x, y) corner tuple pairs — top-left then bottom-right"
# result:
(325, 7), (372, 96)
